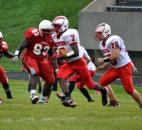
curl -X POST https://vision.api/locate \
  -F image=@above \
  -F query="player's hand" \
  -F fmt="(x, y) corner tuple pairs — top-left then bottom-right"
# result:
(11, 55), (19, 63)
(96, 66), (104, 71)
(132, 65), (138, 73)
(55, 69), (59, 73)
(56, 48), (68, 58)
(97, 58), (104, 65)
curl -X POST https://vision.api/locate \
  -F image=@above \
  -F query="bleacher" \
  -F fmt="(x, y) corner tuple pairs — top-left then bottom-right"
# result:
(107, 0), (142, 12)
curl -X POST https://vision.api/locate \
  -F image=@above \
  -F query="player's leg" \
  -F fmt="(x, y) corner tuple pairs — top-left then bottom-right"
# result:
(119, 63), (142, 108)
(37, 77), (42, 93)
(74, 58), (108, 105)
(27, 74), (31, 92)
(22, 57), (39, 104)
(97, 68), (119, 106)
(0, 65), (13, 99)
(99, 68), (119, 106)
(77, 81), (94, 102)
(77, 70), (96, 102)
(57, 63), (77, 107)
(56, 80), (76, 101)
(38, 82), (51, 104)
(69, 81), (76, 93)
(68, 73), (80, 93)
(38, 61), (55, 104)
(78, 70), (95, 102)
(52, 71), (58, 91)
(106, 85), (120, 107)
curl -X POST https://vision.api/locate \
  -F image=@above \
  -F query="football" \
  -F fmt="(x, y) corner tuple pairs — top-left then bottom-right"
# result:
(57, 47), (68, 57)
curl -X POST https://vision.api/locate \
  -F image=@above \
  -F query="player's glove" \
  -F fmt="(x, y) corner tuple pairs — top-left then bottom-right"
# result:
(11, 55), (19, 63)
(11, 50), (19, 63)
(55, 69), (59, 73)
(132, 65), (138, 73)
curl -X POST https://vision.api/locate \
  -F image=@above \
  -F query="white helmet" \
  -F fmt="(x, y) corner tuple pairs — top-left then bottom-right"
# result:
(0, 32), (3, 38)
(95, 23), (111, 39)
(39, 20), (52, 35)
(52, 16), (69, 32)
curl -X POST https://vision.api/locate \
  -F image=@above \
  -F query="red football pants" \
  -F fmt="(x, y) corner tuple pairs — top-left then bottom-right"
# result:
(22, 56), (55, 86)
(57, 58), (96, 89)
(99, 62), (134, 95)
(0, 65), (8, 85)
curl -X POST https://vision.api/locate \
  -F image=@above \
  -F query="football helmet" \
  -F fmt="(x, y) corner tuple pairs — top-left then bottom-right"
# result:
(52, 16), (69, 33)
(95, 23), (111, 41)
(39, 20), (52, 36)
(0, 32), (3, 38)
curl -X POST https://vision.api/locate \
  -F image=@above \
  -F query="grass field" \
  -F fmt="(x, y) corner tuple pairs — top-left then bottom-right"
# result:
(0, 80), (142, 130)
(0, 0), (92, 71)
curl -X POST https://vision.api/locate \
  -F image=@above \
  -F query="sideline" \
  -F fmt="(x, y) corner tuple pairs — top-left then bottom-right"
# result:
(6, 72), (142, 86)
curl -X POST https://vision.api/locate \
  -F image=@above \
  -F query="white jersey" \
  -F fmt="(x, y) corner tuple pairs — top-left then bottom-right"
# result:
(79, 46), (96, 71)
(99, 35), (131, 68)
(52, 28), (81, 62)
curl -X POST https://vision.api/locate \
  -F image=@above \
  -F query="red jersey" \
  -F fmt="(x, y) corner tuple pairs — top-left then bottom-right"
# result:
(24, 28), (53, 61)
(0, 41), (8, 58)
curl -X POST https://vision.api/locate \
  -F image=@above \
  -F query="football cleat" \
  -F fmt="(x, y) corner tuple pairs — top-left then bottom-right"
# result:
(31, 95), (39, 104)
(62, 97), (77, 108)
(101, 88), (108, 106)
(56, 92), (65, 101)
(107, 100), (120, 107)
(38, 95), (48, 104)
(88, 99), (94, 102)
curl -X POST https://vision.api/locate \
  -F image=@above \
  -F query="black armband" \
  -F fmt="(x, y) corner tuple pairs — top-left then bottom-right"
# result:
(66, 53), (79, 59)
(103, 57), (110, 62)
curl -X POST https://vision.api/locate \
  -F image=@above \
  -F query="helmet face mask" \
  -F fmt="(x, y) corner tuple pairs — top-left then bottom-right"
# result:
(95, 23), (111, 41)
(95, 32), (104, 42)
(52, 16), (69, 33)
(39, 20), (52, 36)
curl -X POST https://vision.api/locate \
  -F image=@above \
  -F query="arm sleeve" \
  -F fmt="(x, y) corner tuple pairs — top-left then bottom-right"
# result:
(15, 28), (36, 57)
(16, 38), (30, 57)
(3, 52), (14, 58)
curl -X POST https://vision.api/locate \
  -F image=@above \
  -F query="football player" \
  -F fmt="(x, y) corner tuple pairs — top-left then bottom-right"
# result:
(57, 45), (119, 106)
(11, 20), (55, 104)
(0, 32), (14, 99)
(56, 45), (95, 102)
(52, 16), (108, 107)
(95, 23), (142, 108)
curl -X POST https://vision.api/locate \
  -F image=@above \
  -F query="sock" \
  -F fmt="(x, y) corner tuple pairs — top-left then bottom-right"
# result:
(37, 78), (42, 93)
(27, 83), (31, 92)
(52, 80), (58, 91)
(31, 89), (36, 97)
(69, 82), (75, 93)
(79, 88), (93, 101)
(2, 84), (13, 99)
(42, 83), (52, 98)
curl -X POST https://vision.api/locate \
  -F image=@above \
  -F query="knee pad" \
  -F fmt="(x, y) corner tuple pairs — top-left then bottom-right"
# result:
(30, 67), (39, 76)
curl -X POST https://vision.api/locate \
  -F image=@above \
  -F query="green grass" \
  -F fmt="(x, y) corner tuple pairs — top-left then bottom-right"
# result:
(0, 0), (92, 71)
(0, 80), (142, 130)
